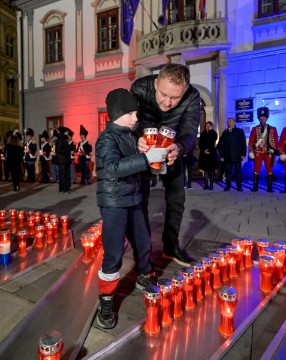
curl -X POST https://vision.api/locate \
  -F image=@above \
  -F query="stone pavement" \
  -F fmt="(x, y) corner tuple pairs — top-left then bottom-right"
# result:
(0, 178), (286, 359)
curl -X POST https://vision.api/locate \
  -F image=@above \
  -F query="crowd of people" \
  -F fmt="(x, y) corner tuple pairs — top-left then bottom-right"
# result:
(0, 124), (93, 193)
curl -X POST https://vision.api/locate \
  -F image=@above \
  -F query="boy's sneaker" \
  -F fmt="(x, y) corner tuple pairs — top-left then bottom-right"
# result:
(96, 294), (116, 329)
(135, 273), (157, 292)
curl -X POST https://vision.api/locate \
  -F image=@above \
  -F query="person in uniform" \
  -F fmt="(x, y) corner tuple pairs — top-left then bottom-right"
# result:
(24, 128), (37, 182)
(219, 118), (246, 191)
(249, 107), (279, 192)
(77, 125), (92, 185)
(39, 130), (51, 183)
(279, 127), (286, 193)
(50, 129), (59, 183)
(55, 126), (71, 194)
(67, 128), (77, 184)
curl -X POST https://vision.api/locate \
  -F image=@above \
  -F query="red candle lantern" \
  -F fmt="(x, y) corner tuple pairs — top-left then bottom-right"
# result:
(171, 273), (185, 318)
(272, 246), (286, 281)
(274, 241), (286, 250)
(259, 255), (275, 292)
(144, 285), (161, 335)
(262, 246), (277, 259)
(17, 229), (28, 257)
(27, 215), (36, 236)
(18, 210), (25, 227)
(190, 261), (204, 302)
(37, 329), (64, 360)
(88, 233), (97, 257)
(80, 233), (92, 263)
(209, 252), (222, 289)
(243, 237), (254, 268)
(143, 128), (158, 147)
(0, 209), (6, 227)
(45, 222), (54, 244)
(225, 245), (239, 278)
(150, 126), (176, 169)
(0, 228), (11, 265)
(50, 218), (59, 238)
(43, 213), (50, 224)
(35, 211), (42, 225)
(34, 224), (45, 249)
(200, 257), (212, 295)
(9, 209), (17, 223)
(256, 239), (270, 257)
(231, 237), (245, 272)
(216, 248), (230, 282)
(218, 286), (238, 337)
(88, 224), (101, 250)
(157, 278), (173, 326)
(180, 267), (195, 309)
(60, 215), (69, 235)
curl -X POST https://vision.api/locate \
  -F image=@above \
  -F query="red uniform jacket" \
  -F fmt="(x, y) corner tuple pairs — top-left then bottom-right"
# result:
(249, 124), (278, 155)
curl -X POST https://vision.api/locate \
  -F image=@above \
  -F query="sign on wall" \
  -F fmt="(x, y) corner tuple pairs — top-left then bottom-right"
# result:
(235, 98), (253, 111)
(236, 111), (253, 123)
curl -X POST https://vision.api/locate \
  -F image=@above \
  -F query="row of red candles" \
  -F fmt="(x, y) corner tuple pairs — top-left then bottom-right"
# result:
(143, 237), (286, 338)
(80, 220), (103, 263)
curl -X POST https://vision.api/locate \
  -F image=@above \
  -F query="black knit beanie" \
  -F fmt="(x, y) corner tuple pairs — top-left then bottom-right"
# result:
(106, 88), (138, 122)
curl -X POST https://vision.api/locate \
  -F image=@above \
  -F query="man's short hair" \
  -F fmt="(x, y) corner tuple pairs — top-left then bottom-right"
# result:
(158, 63), (190, 86)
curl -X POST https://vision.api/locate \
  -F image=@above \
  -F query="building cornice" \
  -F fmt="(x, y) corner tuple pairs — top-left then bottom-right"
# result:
(13, 0), (61, 11)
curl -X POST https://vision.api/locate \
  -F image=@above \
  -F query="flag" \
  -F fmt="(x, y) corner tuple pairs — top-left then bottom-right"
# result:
(121, 0), (140, 45)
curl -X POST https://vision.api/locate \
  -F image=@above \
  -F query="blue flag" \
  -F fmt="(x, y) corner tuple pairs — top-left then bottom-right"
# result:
(121, 0), (140, 45)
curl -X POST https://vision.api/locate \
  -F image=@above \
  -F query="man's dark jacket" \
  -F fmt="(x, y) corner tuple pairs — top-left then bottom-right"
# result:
(55, 134), (71, 165)
(220, 127), (246, 162)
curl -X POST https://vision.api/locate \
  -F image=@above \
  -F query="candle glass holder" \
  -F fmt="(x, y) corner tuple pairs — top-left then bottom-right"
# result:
(80, 233), (92, 263)
(34, 211), (42, 225)
(0, 228), (11, 265)
(43, 213), (50, 224)
(171, 273), (185, 318)
(256, 239), (270, 257)
(243, 238), (254, 268)
(0, 209), (6, 227)
(18, 210), (25, 228)
(144, 285), (161, 335)
(190, 261), (204, 302)
(45, 222), (54, 244)
(27, 215), (36, 236)
(150, 126), (176, 169)
(180, 267), (195, 309)
(60, 215), (69, 235)
(218, 286), (238, 337)
(259, 255), (275, 292)
(231, 238), (245, 271)
(272, 246), (285, 281)
(200, 257), (213, 295)
(216, 248), (230, 282)
(34, 225), (45, 249)
(157, 278), (173, 326)
(209, 252), (222, 289)
(17, 229), (28, 257)
(38, 329), (64, 360)
(9, 209), (17, 223)
(50, 218), (59, 238)
(226, 245), (239, 278)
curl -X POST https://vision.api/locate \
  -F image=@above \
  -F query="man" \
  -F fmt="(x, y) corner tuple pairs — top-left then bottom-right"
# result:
(249, 107), (279, 192)
(24, 128), (37, 182)
(39, 130), (51, 183)
(67, 128), (77, 184)
(131, 63), (201, 266)
(50, 129), (59, 183)
(279, 127), (286, 193)
(219, 118), (246, 191)
(77, 125), (92, 185)
(55, 126), (71, 194)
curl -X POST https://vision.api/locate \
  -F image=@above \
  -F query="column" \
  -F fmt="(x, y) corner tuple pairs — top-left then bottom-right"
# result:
(75, 0), (84, 80)
(27, 9), (34, 89)
(217, 50), (228, 135)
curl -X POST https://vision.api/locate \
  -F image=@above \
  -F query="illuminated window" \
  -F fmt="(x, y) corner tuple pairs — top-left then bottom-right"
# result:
(258, 0), (286, 18)
(46, 116), (63, 135)
(97, 9), (119, 53)
(168, 0), (196, 24)
(45, 26), (63, 64)
(98, 111), (109, 133)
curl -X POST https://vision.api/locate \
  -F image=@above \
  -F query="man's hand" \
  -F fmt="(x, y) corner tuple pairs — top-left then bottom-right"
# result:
(166, 143), (179, 165)
(220, 157), (224, 162)
(138, 136), (149, 152)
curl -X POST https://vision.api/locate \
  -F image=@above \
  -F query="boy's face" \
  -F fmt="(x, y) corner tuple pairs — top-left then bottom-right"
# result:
(114, 111), (138, 130)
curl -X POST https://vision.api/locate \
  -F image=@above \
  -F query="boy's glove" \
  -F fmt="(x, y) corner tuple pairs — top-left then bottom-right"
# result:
(151, 162), (167, 175)
(145, 145), (168, 164)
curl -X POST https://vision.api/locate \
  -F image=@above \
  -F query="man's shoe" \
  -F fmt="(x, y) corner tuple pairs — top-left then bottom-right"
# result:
(96, 294), (116, 329)
(135, 273), (157, 292)
(163, 247), (194, 267)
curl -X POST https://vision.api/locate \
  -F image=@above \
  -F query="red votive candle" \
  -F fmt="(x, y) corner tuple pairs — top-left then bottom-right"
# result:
(256, 239), (270, 257)
(17, 229), (28, 257)
(18, 210), (25, 227)
(9, 209), (17, 223)
(171, 273), (185, 318)
(27, 215), (36, 236)
(200, 257), (212, 295)
(231, 237), (245, 271)
(34, 225), (45, 249)
(38, 329), (64, 360)
(226, 245), (239, 278)
(150, 126), (176, 170)
(143, 128), (158, 147)
(144, 285), (161, 335)
(191, 261), (204, 302)
(50, 218), (59, 238)
(157, 278), (173, 326)
(209, 252), (222, 289)
(0, 228), (11, 265)
(80, 233), (92, 263)
(45, 222), (54, 244)
(0, 209), (6, 227)
(43, 213), (50, 223)
(34, 211), (42, 225)
(259, 255), (275, 292)
(180, 267), (195, 309)
(272, 246), (285, 281)
(216, 248), (230, 282)
(60, 215), (69, 235)
(242, 237), (254, 268)
(218, 286), (238, 337)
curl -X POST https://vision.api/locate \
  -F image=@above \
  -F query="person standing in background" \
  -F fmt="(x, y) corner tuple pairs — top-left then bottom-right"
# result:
(182, 150), (195, 189)
(219, 118), (246, 191)
(24, 128), (37, 182)
(279, 126), (286, 193)
(198, 121), (219, 190)
(77, 125), (92, 185)
(56, 126), (71, 194)
(249, 107), (279, 192)
(67, 128), (78, 184)
(39, 130), (51, 183)
(50, 129), (59, 183)
(5, 134), (24, 191)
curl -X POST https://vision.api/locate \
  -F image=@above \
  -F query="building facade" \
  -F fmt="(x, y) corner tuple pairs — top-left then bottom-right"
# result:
(12, 0), (286, 176)
(0, 0), (19, 142)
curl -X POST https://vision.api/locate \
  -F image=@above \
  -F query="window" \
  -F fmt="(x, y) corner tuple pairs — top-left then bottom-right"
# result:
(7, 78), (16, 105)
(45, 25), (63, 64)
(98, 111), (109, 133)
(168, 0), (196, 24)
(258, 0), (286, 18)
(46, 116), (63, 135)
(97, 9), (119, 53)
(6, 36), (15, 58)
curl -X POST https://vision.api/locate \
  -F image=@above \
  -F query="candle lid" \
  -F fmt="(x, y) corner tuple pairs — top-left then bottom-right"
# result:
(208, 252), (221, 261)
(225, 245), (238, 254)
(190, 261), (204, 272)
(259, 255), (275, 264)
(144, 285), (160, 300)
(274, 246), (285, 254)
(0, 228), (10, 235)
(180, 267), (194, 278)
(243, 238), (253, 245)
(274, 241), (286, 249)
(144, 128), (158, 135)
(216, 248), (229, 255)
(257, 239), (269, 246)
(38, 330), (63, 355)
(171, 273), (185, 287)
(218, 286), (237, 301)
(17, 229), (27, 236)
(263, 247), (277, 254)
(159, 126), (176, 138)
(157, 278), (172, 292)
(35, 224), (44, 230)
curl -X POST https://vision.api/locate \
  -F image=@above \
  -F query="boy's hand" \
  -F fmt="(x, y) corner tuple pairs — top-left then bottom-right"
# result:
(145, 146), (168, 164)
(138, 137), (149, 152)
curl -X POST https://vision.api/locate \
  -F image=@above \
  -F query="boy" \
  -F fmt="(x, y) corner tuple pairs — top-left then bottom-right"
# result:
(95, 88), (167, 329)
